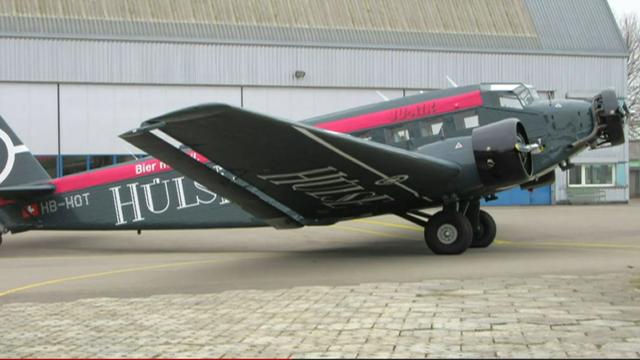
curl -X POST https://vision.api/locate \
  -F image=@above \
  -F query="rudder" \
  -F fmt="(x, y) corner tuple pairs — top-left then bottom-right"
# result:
(0, 115), (51, 186)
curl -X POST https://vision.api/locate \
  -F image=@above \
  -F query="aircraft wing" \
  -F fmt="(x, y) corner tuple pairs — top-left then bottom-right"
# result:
(121, 104), (460, 228)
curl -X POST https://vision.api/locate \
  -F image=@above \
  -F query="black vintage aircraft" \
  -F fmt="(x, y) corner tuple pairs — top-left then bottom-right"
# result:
(0, 83), (626, 254)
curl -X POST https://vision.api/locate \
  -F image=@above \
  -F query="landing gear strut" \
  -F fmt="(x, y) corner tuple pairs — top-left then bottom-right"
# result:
(464, 200), (497, 248)
(400, 199), (497, 254)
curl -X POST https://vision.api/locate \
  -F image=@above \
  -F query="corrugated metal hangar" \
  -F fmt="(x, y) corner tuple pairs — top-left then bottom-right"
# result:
(0, 0), (629, 205)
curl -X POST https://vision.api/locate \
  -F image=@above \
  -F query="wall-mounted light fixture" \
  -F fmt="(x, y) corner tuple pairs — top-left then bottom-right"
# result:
(294, 70), (306, 80)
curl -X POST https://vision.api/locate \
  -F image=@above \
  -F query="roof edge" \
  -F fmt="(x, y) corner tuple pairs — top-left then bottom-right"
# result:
(0, 33), (628, 58)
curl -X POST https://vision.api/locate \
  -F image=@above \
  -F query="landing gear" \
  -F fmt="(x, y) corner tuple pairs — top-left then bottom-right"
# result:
(464, 200), (497, 248)
(424, 211), (473, 255)
(399, 199), (497, 255)
(470, 210), (497, 248)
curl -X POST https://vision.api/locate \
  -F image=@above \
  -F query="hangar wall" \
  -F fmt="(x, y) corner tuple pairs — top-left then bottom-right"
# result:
(0, 38), (628, 96)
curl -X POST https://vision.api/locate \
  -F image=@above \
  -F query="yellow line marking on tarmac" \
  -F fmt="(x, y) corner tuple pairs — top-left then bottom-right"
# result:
(495, 239), (640, 250)
(0, 252), (246, 262)
(354, 219), (423, 232)
(345, 219), (640, 251)
(0, 258), (228, 298)
(333, 225), (417, 240)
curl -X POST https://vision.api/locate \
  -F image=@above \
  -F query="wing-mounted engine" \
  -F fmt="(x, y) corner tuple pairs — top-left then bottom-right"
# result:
(472, 118), (533, 189)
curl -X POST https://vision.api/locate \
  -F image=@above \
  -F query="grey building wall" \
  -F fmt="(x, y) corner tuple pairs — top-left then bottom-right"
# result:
(0, 38), (628, 97)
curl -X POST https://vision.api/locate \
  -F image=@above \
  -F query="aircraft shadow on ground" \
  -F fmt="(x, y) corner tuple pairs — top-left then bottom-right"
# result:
(0, 231), (526, 259)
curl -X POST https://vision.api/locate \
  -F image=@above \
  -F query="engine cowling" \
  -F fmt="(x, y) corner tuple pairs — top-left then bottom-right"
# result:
(472, 118), (533, 189)
(593, 89), (625, 147)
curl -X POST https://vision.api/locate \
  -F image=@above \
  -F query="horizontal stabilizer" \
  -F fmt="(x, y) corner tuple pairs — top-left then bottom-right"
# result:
(0, 183), (55, 199)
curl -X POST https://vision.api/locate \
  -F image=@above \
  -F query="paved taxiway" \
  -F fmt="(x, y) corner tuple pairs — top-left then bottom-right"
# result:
(0, 201), (639, 304)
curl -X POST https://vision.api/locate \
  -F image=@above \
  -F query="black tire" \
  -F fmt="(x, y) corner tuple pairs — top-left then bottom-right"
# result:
(470, 210), (497, 248)
(424, 211), (473, 255)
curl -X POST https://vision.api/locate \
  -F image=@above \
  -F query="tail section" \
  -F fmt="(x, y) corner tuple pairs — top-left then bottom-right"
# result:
(0, 115), (51, 187)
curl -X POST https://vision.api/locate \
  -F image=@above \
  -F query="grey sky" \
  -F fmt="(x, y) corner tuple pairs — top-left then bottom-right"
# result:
(608, 0), (640, 19)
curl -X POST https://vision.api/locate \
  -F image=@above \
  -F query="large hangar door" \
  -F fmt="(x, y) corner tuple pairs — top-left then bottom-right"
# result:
(59, 84), (242, 154)
(0, 82), (58, 155)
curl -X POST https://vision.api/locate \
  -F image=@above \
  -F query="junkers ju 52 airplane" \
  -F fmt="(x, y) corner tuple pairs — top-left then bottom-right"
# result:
(0, 83), (627, 254)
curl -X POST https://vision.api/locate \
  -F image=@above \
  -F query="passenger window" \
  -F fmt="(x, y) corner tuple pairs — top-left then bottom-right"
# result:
(499, 95), (523, 109)
(383, 125), (412, 145)
(463, 115), (479, 128)
(391, 127), (410, 143)
(453, 112), (480, 130)
(356, 131), (373, 141)
(419, 120), (443, 137)
(353, 129), (384, 143)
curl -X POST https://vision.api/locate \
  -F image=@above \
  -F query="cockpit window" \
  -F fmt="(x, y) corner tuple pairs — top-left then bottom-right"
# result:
(490, 83), (540, 109)
(513, 84), (539, 105)
(499, 95), (523, 109)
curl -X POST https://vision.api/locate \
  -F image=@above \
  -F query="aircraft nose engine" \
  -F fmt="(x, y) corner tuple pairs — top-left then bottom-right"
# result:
(590, 89), (626, 147)
(472, 118), (533, 188)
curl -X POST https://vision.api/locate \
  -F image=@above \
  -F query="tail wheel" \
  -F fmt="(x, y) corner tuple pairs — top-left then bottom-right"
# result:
(470, 210), (497, 248)
(424, 211), (473, 255)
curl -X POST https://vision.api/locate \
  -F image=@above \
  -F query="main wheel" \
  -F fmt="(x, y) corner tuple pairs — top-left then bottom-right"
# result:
(470, 210), (497, 248)
(424, 211), (473, 255)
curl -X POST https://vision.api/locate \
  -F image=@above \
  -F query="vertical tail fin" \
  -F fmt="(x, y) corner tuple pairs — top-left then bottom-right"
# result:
(0, 115), (51, 187)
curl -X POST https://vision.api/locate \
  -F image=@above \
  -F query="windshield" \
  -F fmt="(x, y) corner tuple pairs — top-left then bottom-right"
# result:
(490, 83), (540, 109)
(513, 84), (539, 105)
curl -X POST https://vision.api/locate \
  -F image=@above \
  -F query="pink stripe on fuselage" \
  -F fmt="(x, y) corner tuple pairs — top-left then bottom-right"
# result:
(317, 90), (483, 133)
(51, 152), (209, 195)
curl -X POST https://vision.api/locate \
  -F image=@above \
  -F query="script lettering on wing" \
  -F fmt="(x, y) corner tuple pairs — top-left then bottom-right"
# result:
(258, 167), (393, 209)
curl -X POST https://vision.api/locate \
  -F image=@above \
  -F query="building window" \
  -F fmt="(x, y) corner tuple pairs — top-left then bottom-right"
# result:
(89, 155), (114, 170)
(116, 155), (142, 163)
(35, 155), (58, 178)
(62, 156), (89, 176)
(568, 164), (615, 187)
